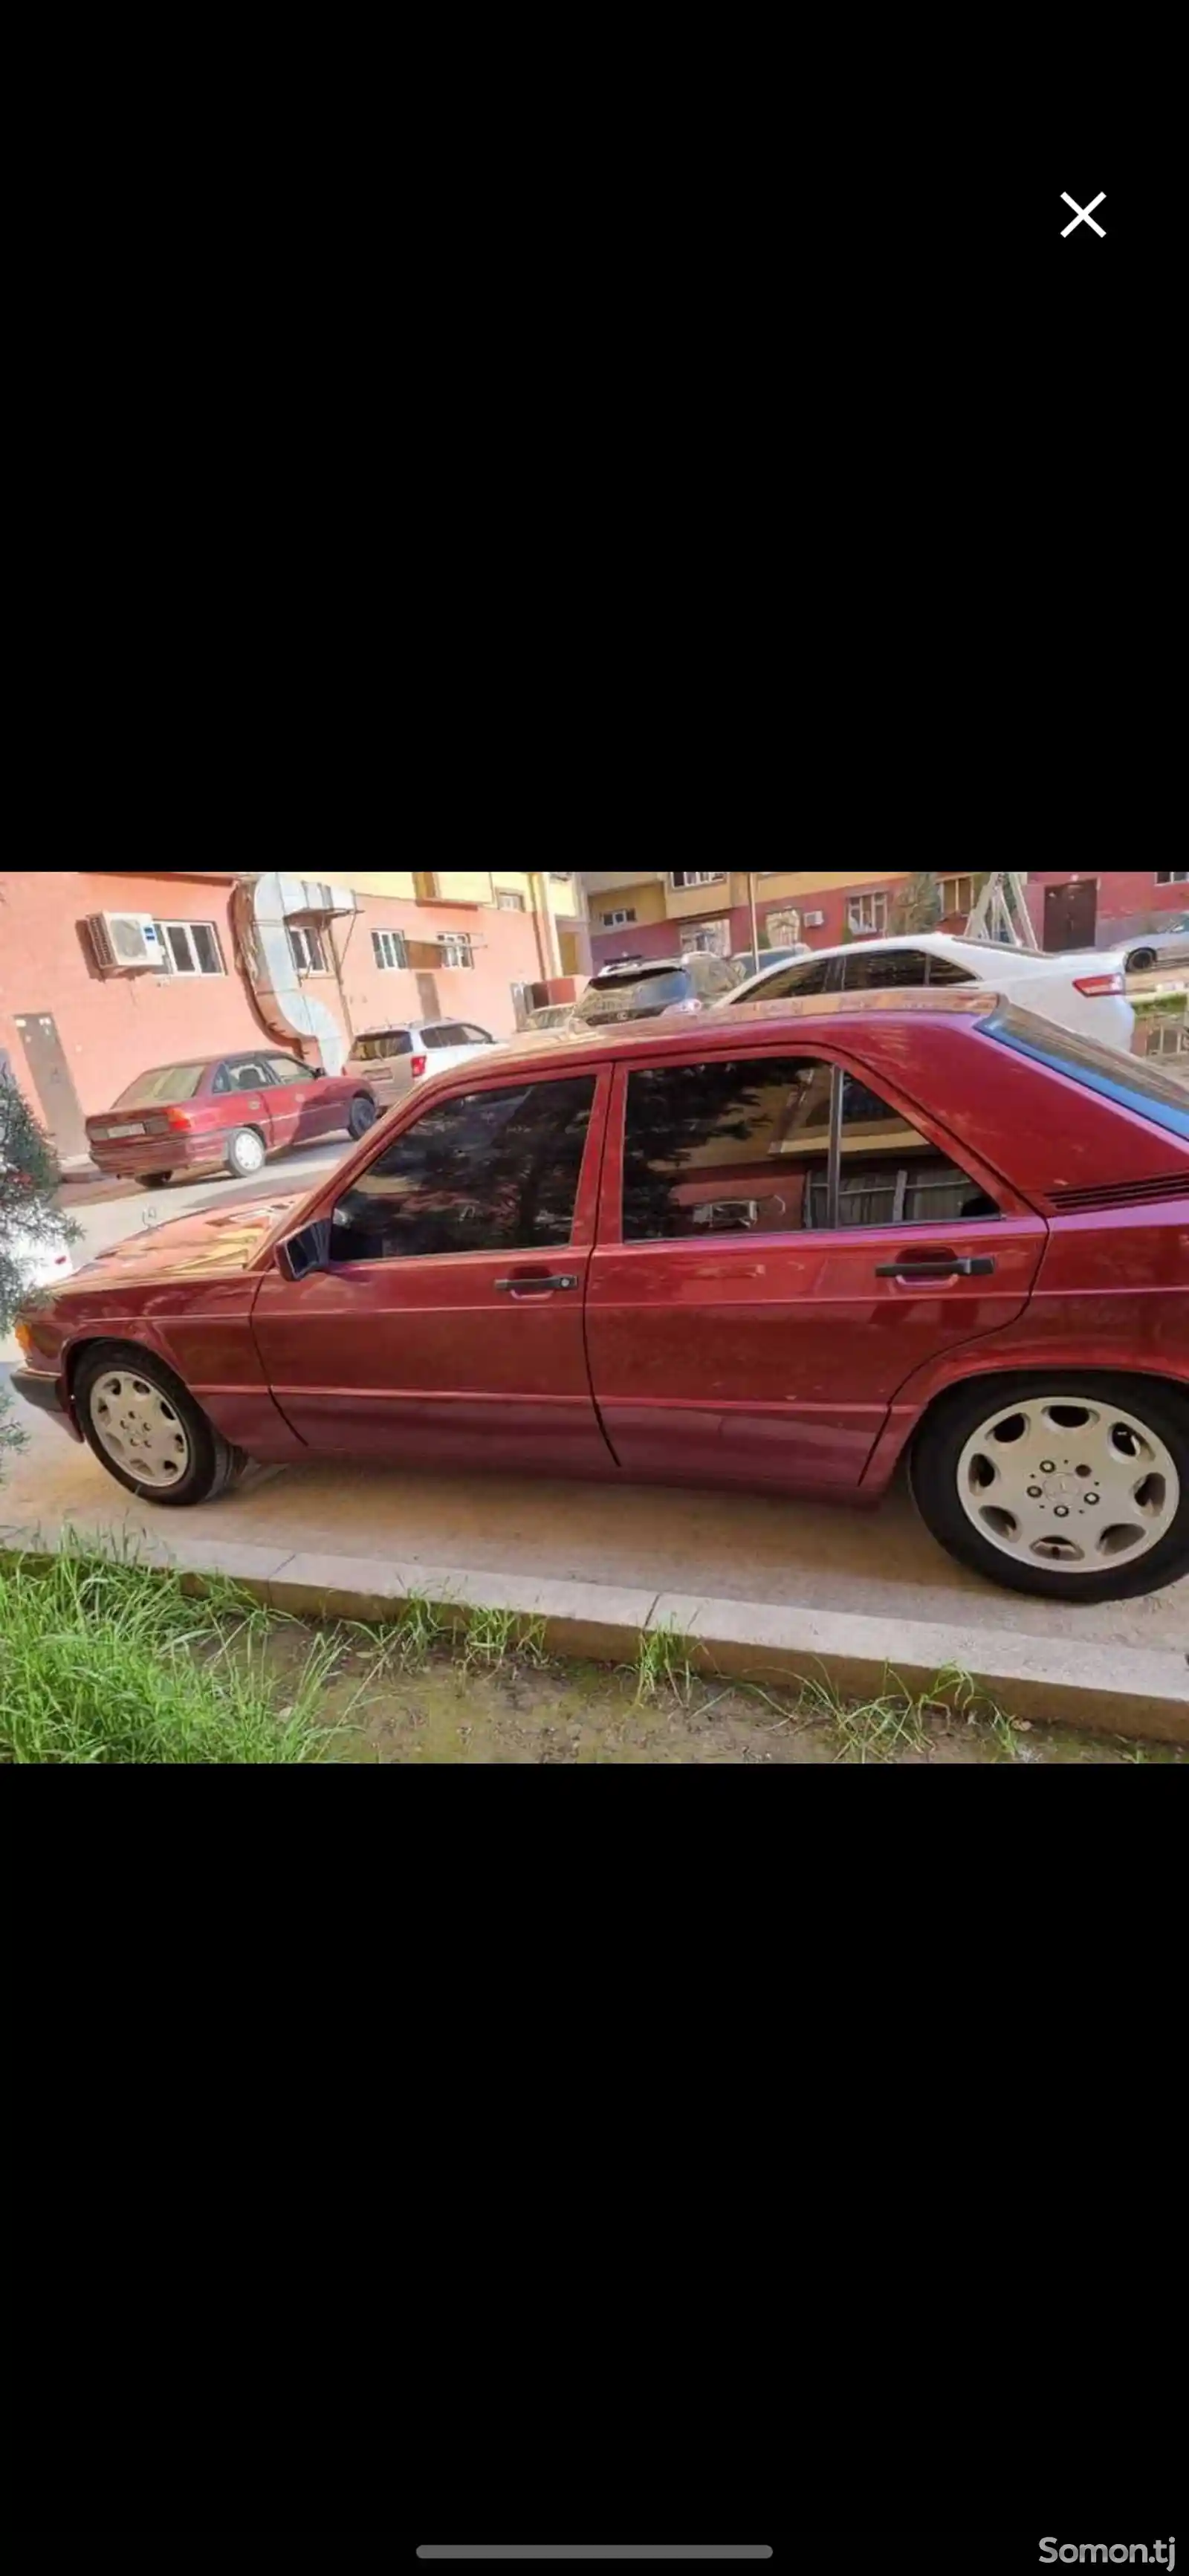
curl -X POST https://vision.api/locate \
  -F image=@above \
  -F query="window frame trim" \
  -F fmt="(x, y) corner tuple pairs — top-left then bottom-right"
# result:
(156, 917), (227, 977)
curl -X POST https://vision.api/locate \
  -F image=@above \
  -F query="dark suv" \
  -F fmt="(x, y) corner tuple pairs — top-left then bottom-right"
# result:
(575, 953), (741, 1025)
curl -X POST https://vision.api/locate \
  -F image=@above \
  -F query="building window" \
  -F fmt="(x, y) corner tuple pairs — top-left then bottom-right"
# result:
(496, 890), (526, 911)
(939, 875), (976, 918)
(158, 920), (226, 976)
(601, 906), (638, 928)
(287, 924), (328, 975)
(372, 929), (409, 971)
(1156, 870), (1188, 885)
(682, 921), (730, 958)
(847, 891), (888, 935)
(440, 933), (474, 970)
(670, 871), (727, 892)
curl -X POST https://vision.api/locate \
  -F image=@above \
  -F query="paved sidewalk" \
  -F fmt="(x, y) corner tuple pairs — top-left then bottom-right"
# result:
(2, 1378), (1186, 1655)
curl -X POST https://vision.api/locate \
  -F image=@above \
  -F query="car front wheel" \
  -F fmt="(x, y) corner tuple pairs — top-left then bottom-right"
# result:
(74, 1345), (245, 1508)
(910, 1374), (1189, 1601)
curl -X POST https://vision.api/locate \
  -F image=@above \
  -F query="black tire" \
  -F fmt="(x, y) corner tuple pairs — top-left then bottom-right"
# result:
(141, 1172), (174, 1190)
(347, 1092), (378, 1140)
(910, 1371), (1189, 1601)
(74, 1343), (246, 1509)
(1127, 947), (1157, 973)
(225, 1125), (268, 1179)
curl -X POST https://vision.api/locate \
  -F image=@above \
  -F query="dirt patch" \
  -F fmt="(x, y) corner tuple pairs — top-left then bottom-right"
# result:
(260, 1627), (1182, 1765)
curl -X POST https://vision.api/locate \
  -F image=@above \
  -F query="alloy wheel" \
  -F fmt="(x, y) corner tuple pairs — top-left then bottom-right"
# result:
(956, 1394), (1179, 1575)
(89, 1372), (192, 1490)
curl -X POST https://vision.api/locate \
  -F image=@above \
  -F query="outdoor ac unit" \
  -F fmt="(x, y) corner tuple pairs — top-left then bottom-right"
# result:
(85, 912), (165, 973)
(803, 909), (826, 927)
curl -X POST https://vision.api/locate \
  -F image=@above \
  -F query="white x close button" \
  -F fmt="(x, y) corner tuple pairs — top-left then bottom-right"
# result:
(1061, 192), (1106, 236)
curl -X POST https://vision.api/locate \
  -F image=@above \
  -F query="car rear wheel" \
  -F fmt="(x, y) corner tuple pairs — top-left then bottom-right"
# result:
(226, 1126), (267, 1178)
(347, 1093), (378, 1139)
(910, 1374), (1189, 1600)
(1127, 947), (1157, 972)
(75, 1345), (245, 1508)
(141, 1172), (174, 1190)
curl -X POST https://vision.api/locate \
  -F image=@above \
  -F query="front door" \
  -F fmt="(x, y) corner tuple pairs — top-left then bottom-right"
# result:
(13, 1013), (89, 1162)
(251, 1066), (615, 1477)
(1044, 879), (1098, 950)
(586, 1047), (1046, 1493)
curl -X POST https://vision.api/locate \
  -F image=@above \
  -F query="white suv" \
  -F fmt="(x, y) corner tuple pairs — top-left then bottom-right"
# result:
(726, 933), (1135, 1051)
(344, 1019), (499, 1111)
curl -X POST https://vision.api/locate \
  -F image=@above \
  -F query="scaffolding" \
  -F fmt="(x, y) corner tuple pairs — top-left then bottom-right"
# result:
(965, 872), (1039, 950)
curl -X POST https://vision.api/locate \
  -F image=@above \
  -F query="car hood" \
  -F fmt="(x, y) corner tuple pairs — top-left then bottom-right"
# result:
(65, 1193), (306, 1288)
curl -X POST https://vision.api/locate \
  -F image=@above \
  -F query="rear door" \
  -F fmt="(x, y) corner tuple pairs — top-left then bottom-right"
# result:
(251, 1066), (615, 1476)
(217, 1057), (278, 1152)
(264, 1053), (337, 1146)
(586, 1042), (1046, 1493)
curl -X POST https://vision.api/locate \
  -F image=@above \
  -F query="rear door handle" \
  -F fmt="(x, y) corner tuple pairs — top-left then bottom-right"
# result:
(875, 1256), (997, 1279)
(494, 1274), (579, 1295)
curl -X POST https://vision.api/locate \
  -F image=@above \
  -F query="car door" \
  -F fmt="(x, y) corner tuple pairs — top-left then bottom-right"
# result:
(219, 1057), (279, 1152)
(263, 1053), (334, 1146)
(585, 1042), (1046, 1493)
(250, 1066), (616, 1476)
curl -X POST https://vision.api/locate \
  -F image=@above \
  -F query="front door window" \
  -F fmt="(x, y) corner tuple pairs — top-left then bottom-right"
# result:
(331, 1077), (597, 1264)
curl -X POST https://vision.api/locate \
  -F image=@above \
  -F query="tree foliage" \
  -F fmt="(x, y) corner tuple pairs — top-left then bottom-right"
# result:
(1, 1071), (74, 1334)
(889, 872), (943, 935)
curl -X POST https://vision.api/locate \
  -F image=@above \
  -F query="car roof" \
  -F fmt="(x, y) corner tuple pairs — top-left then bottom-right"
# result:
(743, 932), (1120, 969)
(486, 984), (994, 1075)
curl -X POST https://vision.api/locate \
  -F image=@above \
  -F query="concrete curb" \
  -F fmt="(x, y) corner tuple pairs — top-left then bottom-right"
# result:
(3, 1528), (1187, 1745)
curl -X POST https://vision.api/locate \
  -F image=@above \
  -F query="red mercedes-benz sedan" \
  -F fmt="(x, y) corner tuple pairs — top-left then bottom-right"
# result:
(14, 990), (1189, 1602)
(83, 1048), (380, 1186)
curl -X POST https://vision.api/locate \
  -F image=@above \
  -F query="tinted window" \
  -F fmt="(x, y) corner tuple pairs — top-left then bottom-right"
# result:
(461, 1026), (495, 1045)
(578, 968), (693, 1019)
(734, 958), (832, 1002)
(266, 1056), (317, 1086)
(425, 1024), (468, 1048)
(924, 953), (977, 986)
(331, 1077), (596, 1263)
(353, 1030), (414, 1062)
(112, 1063), (208, 1109)
(621, 1059), (996, 1242)
(622, 1059), (835, 1239)
(841, 949), (935, 991)
(808, 1073), (999, 1227)
(985, 1005), (1189, 1141)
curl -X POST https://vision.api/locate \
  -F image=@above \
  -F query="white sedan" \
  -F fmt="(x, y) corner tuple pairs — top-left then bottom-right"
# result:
(725, 932), (1135, 1051)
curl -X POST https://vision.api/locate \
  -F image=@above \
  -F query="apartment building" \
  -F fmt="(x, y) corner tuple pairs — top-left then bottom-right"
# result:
(584, 869), (1186, 967)
(0, 869), (590, 1164)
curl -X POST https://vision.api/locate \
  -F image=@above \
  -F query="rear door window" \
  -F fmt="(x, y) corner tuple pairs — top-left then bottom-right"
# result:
(425, 1024), (469, 1048)
(842, 949), (933, 991)
(733, 958), (834, 1002)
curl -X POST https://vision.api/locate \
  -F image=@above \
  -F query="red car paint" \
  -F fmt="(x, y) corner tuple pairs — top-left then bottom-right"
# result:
(16, 993), (1189, 1507)
(84, 1051), (377, 1181)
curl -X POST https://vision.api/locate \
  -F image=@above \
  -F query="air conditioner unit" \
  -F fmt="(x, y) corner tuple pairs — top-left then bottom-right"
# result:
(803, 909), (826, 927)
(85, 912), (166, 973)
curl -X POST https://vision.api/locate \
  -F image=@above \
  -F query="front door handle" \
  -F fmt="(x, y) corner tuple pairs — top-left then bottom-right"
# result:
(875, 1255), (997, 1279)
(494, 1273), (579, 1296)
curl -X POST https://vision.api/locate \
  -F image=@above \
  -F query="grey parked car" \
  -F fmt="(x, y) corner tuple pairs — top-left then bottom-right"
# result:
(1124, 915), (1189, 974)
(344, 1019), (498, 1111)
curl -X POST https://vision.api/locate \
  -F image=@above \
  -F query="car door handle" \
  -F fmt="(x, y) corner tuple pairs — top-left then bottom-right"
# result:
(875, 1256), (997, 1279)
(494, 1274), (579, 1295)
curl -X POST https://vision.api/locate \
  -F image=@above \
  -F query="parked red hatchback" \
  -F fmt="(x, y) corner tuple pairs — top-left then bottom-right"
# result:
(15, 992), (1189, 1601)
(84, 1050), (380, 1186)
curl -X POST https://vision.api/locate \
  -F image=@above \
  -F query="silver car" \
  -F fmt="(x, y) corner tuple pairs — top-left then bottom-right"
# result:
(344, 1019), (499, 1111)
(1124, 915), (1189, 975)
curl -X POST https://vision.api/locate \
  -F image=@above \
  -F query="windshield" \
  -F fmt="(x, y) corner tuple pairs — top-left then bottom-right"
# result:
(112, 1064), (208, 1109)
(983, 1005), (1189, 1140)
(352, 1031), (413, 1062)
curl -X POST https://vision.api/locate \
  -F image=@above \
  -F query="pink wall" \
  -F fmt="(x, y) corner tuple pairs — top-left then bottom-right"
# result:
(0, 872), (549, 1153)
(1026, 871), (1182, 942)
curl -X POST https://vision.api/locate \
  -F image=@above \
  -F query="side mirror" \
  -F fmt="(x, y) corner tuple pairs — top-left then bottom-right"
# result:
(311, 1065), (327, 1078)
(275, 1219), (331, 1282)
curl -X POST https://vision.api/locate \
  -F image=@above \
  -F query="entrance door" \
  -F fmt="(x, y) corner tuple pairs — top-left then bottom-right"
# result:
(13, 1013), (89, 1161)
(251, 1065), (614, 1477)
(586, 1048), (1046, 1493)
(1044, 879), (1098, 950)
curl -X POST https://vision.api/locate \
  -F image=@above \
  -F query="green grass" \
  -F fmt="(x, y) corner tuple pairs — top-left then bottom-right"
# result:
(632, 1620), (696, 1704)
(0, 1542), (343, 1764)
(462, 1606), (548, 1670)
